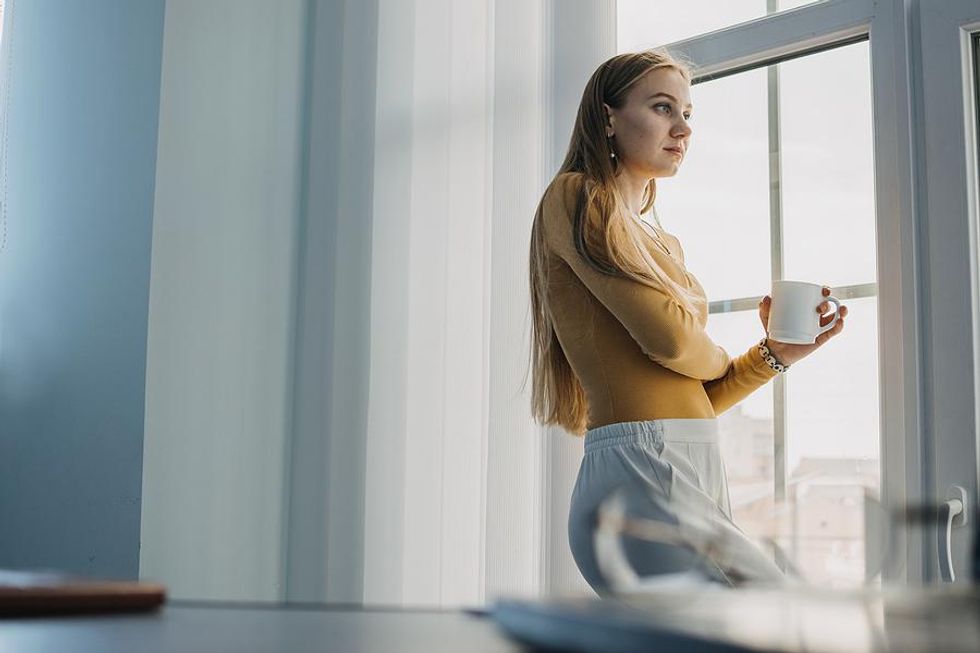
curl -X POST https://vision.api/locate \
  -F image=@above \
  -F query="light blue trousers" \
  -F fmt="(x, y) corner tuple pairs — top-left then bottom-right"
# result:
(567, 418), (785, 592)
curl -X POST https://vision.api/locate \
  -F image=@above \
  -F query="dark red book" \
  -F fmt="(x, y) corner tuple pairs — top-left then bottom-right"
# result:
(0, 569), (166, 616)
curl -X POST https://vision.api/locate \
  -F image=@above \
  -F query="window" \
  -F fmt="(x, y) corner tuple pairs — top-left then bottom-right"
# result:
(619, 12), (880, 587)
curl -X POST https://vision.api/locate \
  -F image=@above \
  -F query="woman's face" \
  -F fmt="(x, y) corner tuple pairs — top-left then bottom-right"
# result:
(604, 67), (693, 179)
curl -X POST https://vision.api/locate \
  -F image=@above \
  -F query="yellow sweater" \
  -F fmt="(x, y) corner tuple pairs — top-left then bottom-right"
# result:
(541, 172), (778, 431)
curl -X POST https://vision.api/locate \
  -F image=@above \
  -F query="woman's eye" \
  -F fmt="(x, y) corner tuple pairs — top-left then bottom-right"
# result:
(653, 103), (692, 120)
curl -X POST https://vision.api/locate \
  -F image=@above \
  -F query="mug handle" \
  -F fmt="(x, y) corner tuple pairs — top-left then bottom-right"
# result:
(816, 296), (842, 336)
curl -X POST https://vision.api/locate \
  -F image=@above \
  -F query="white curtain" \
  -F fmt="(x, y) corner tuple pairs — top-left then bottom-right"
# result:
(282, 0), (551, 607)
(360, 0), (503, 606)
(322, 0), (614, 606)
(336, 0), (554, 606)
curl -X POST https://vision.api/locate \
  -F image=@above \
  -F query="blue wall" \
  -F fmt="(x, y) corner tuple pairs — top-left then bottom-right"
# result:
(0, 0), (165, 578)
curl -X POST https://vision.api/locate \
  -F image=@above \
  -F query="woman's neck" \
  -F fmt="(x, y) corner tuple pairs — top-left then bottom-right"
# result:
(614, 169), (651, 217)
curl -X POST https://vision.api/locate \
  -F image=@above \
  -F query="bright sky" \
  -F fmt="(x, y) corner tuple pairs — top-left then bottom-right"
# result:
(616, 1), (880, 469)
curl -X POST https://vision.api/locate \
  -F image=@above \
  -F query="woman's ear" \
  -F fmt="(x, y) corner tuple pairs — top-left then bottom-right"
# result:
(602, 103), (615, 137)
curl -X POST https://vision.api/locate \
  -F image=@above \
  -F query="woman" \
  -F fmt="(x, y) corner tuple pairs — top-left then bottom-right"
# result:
(528, 49), (847, 591)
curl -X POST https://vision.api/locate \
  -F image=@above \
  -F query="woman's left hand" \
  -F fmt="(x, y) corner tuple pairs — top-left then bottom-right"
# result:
(758, 286), (848, 367)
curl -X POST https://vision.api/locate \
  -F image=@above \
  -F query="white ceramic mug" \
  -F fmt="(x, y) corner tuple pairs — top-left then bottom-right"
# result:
(768, 280), (841, 345)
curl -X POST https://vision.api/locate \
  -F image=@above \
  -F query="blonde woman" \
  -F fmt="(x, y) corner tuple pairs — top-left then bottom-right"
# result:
(528, 50), (848, 590)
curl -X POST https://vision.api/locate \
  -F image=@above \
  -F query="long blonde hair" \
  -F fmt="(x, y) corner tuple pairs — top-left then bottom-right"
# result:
(528, 49), (701, 436)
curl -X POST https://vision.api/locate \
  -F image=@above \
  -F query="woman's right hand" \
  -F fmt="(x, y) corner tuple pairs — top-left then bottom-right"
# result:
(757, 288), (847, 367)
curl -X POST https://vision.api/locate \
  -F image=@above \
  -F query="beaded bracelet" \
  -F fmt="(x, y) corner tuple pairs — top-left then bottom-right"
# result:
(758, 337), (790, 373)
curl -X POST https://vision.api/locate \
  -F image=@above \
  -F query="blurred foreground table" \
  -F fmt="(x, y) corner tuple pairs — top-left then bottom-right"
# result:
(494, 584), (980, 653)
(0, 602), (521, 653)
(3, 585), (979, 653)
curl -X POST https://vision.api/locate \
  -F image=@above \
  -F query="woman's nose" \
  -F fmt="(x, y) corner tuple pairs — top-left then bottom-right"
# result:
(673, 119), (692, 138)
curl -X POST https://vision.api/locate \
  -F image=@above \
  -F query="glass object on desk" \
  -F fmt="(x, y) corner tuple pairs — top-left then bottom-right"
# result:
(592, 483), (802, 593)
(588, 482), (974, 595)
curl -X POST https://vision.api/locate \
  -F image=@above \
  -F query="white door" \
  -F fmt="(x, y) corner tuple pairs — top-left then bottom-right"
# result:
(916, 0), (980, 584)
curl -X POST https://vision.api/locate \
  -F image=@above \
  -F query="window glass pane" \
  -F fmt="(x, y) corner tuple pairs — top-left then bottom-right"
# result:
(784, 295), (880, 586)
(617, 1), (825, 51)
(705, 309), (776, 554)
(780, 42), (877, 288)
(656, 68), (772, 301)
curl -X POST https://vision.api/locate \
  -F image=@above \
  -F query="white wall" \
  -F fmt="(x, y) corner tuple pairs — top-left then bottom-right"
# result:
(139, 0), (308, 601)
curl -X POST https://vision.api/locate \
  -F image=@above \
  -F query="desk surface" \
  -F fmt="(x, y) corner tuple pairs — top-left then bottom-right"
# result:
(0, 602), (520, 653)
(5, 587), (980, 653)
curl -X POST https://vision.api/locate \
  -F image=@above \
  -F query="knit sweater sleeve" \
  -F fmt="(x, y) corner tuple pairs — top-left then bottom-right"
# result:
(701, 343), (779, 415)
(541, 172), (731, 381)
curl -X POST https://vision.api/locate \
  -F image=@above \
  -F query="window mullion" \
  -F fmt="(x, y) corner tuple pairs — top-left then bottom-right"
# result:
(766, 3), (788, 512)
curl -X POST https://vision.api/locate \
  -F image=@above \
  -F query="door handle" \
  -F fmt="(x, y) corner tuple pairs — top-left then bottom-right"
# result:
(938, 486), (968, 582)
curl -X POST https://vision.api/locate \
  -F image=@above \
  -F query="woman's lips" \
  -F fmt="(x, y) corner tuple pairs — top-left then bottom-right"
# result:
(665, 148), (683, 158)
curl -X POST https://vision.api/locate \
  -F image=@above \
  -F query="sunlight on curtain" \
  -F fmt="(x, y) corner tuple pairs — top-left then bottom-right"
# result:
(356, 0), (547, 607)
(351, 0), (619, 607)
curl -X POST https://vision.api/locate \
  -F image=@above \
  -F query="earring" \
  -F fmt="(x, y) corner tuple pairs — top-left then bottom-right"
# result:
(610, 150), (616, 159)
